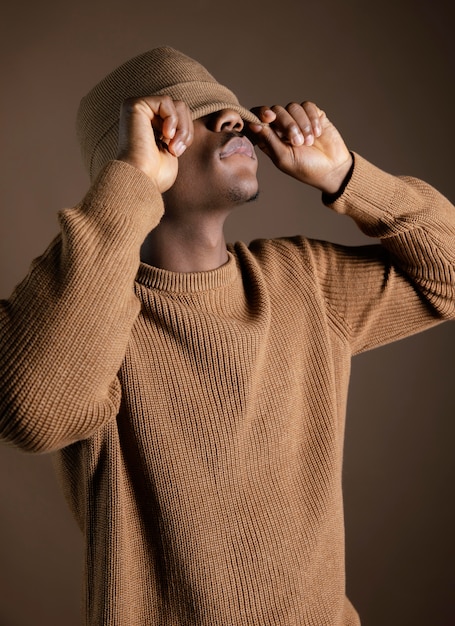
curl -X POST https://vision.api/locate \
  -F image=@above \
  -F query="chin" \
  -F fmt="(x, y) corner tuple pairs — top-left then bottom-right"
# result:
(226, 181), (259, 205)
(246, 190), (260, 203)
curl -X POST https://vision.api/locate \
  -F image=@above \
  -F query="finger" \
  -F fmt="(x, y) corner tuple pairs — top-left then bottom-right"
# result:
(267, 104), (311, 146)
(285, 102), (317, 145)
(117, 97), (162, 159)
(269, 102), (325, 147)
(249, 120), (292, 165)
(299, 101), (324, 137)
(165, 100), (194, 157)
(139, 95), (179, 138)
(139, 96), (190, 157)
(247, 106), (276, 142)
(281, 102), (325, 146)
(249, 106), (277, 126)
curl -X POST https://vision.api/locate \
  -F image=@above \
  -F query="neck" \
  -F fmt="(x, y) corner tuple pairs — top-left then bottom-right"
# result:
(140, 212), (229, 273)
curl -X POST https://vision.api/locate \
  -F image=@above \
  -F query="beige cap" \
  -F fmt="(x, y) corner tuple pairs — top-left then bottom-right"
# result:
(76, 46), (261, 180)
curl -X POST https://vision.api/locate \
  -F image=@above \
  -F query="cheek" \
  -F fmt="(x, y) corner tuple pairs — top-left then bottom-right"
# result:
(173, 150), (196, 186)
(165, 151), (207, 203)
(176, 146), (216, 185)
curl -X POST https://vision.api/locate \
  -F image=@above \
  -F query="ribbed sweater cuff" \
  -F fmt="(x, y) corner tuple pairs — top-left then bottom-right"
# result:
(80, 159), (165, 233)
(324, 152), (401, 237)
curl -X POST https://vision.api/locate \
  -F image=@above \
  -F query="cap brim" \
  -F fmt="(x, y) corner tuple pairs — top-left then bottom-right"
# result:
(156, 82), (262, 125)
(190, 102), (261, 125)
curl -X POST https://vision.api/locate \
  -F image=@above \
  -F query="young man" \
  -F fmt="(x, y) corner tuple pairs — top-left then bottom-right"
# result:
(1, 47), (454, 625)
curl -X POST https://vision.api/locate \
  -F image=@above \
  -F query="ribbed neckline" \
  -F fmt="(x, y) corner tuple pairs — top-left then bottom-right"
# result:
(136, 251), (239, 293)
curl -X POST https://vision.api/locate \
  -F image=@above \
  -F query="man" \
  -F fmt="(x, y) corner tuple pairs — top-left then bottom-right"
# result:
(1, 46), (454, 625)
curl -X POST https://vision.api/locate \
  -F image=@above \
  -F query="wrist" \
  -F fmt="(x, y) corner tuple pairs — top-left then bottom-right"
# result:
(321, 152), (355, 201)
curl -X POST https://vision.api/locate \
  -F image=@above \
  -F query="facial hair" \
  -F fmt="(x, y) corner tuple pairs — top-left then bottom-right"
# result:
(226, 187), (260, 205)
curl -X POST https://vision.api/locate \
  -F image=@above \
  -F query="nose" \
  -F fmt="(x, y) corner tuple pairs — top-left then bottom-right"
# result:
(209, 109), (244, 133)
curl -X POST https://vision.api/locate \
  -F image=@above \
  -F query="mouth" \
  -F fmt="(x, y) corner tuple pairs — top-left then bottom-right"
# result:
(219, 135), (256, 160)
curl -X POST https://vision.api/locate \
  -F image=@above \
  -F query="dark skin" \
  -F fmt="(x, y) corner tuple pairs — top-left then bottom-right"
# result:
(116, 96), (352, 272)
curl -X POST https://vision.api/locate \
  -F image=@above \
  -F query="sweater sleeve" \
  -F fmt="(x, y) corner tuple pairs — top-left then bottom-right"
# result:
(0, 160), (164, 453)
(309, 153), (455, 354)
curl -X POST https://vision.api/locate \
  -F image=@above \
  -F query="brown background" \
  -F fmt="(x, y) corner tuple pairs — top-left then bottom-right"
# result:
(1, 0), (454, 624)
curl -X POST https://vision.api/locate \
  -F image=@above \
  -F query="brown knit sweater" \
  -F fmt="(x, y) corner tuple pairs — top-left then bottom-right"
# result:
(1, 154), (454, 625)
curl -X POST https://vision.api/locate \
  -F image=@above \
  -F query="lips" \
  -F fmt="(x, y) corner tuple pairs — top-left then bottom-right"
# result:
(219, 136), (255, 160)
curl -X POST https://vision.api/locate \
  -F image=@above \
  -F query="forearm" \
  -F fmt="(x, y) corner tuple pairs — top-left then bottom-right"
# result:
(0, 161), (164, 452)
(326, 153), (455, 318)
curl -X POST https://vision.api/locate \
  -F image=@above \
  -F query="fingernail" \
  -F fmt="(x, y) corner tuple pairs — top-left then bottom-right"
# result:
(174, 141), (186, 156)
(292, 132), (304, 146)
(249, 123), (263, 133)
(305, 134), (314, 146)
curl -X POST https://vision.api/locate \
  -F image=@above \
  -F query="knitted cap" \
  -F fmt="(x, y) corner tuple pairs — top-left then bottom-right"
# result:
(76, 46), (261, 180)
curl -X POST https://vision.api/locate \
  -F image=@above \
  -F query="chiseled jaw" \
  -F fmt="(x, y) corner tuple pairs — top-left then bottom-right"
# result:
(219, 135), (256, 160)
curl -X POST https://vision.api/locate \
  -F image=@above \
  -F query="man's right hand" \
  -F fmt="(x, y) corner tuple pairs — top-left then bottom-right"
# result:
(116, 96), (193, 192)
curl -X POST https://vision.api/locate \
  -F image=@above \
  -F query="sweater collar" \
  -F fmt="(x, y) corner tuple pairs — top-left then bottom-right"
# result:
(136, 251), (239, 293)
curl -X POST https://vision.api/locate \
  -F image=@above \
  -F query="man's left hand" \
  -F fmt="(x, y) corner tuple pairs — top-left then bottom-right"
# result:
(248, 102), (352, 195)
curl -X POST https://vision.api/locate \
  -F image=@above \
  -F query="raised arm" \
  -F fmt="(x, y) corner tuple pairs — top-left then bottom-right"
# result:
(249, 102), (455, 350)
(0, 97), (193, 453)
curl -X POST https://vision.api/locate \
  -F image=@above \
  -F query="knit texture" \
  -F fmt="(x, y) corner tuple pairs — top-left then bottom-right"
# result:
(76, 46), (261, 181)
(1, 155), (455, 625)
